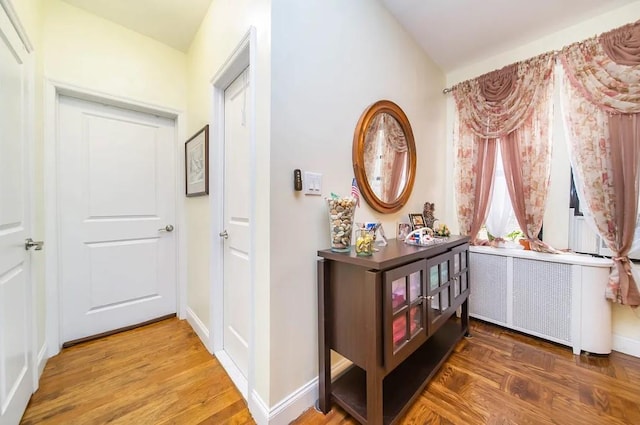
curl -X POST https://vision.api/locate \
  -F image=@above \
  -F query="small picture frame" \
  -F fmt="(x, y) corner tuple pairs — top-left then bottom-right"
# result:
(398, 223), (412, 240)
(185, 125), (209, 197)
(408, 213), (425, 230)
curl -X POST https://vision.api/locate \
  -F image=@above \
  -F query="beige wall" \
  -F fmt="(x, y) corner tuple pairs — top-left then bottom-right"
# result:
(270, 0), (446, 406)
(185, 0), (272, 403)
(43, 0), (187, 109)
(444, 1), (640, 355)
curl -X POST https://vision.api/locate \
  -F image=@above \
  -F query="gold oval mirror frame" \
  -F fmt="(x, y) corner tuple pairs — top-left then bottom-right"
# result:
(352, 100), (416, 213)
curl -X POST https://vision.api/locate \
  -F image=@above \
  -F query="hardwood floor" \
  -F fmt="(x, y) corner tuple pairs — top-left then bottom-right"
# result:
(20, 318), (254, 425)
(22, 318), (640, 424)
(295, 320), (640, 425)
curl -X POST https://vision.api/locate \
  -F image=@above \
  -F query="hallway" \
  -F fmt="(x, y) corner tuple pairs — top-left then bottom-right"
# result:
(20, 318), (254, 424)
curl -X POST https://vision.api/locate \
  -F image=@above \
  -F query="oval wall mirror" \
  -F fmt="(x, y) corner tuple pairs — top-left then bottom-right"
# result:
(352, 100), (416, 213)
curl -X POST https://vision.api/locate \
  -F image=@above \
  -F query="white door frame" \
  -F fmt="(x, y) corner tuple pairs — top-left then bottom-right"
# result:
(44, 80), (187, 357)
(209, 27), (257, 403)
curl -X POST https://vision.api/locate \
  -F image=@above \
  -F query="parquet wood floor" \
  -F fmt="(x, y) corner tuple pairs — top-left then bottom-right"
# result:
(22, 318), (640, 425)
(295, 320), (640, 425)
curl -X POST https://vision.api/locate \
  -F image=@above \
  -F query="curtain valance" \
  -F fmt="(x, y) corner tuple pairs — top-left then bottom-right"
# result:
(453, 53), (554, 139)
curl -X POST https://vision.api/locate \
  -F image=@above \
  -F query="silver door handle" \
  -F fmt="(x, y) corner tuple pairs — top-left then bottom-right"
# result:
(158, 224), (174, 232)
(25, 238), (44, 251)
(219, 230), (228, 239)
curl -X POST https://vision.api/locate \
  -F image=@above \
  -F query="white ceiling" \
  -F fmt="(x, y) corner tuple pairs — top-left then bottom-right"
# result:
(62, 0), (635, 68)
(62, 0), (214, 52)
(381, 0), (637, 72)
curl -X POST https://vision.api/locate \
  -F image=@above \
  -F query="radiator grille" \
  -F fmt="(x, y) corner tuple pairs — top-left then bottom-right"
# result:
(469, 253), (507, 323)
(512, 258), (572, 343)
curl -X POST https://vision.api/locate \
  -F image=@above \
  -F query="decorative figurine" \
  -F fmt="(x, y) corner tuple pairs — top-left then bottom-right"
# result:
(423, 202), (437, 230)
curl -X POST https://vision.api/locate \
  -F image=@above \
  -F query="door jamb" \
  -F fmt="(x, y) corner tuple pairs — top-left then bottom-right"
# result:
(43, 80), (187, 357)
(209, 27), (257, 403)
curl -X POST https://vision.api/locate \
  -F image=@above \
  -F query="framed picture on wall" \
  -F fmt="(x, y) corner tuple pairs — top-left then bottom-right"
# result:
(185, 125), (209, 197)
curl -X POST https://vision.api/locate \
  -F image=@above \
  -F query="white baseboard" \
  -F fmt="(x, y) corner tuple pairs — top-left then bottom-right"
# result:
(185, 307), (211, 353)
(249, 390), (270, 425)
(613, 333), (640, 358)
(37, 342), (48, 378)
(266, 377), (317, 425)
(215, 350), (248, 400)
(248, 358), (353, 425)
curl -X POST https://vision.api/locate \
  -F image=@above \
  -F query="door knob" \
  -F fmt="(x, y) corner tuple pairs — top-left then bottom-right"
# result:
(25, 238), (44, 251)
(158, 224), (174, 232)
(219, 230), (228, 239)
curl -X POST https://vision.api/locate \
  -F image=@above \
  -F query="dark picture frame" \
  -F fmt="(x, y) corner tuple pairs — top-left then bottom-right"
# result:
(185, 125), (209, 197)
(408, 213), (425, 230)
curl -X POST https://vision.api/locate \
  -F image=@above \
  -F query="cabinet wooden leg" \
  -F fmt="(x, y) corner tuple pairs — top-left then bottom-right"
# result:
(318, 260), (331, 414)
(366, 371), (383, 425)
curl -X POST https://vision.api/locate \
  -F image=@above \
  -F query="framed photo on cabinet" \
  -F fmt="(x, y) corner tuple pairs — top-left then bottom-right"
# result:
(408, 213), (425, 230)
(185, 125), (209, 197)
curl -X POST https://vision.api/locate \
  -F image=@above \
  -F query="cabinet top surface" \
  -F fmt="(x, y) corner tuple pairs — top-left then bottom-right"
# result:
(318, 235), (469, 270)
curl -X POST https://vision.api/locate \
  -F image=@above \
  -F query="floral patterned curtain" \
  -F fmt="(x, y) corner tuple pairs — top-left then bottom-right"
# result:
(363, 113), (408, 201)
(453, 54), (555, 246)
(559, 21), (640, 306)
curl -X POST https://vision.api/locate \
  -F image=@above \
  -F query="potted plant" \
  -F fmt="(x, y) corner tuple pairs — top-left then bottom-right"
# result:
(506, 230), (525, 249)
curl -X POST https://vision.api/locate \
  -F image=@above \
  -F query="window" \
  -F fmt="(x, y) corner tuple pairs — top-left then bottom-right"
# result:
(482, 143), (523, 244)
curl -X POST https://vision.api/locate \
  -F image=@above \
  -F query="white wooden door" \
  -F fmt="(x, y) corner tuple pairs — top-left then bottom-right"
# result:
(223, 68), (251, 380)
(0, 7), (33, 424)
(58, 96), (176, 344)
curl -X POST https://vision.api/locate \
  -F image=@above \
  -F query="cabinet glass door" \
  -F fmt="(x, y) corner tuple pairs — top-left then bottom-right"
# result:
(384, 260), (427, 371)
(451, 244), (470, 303)
(426, 252), (453, 333)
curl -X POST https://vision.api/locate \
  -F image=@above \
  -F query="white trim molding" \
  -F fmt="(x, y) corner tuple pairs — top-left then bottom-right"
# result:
(250, 359), (352, 425)
(37, 343), (48, 379)
(215, 350), (249, 401)
(613, 334), (640, 358)
(185, 307), (211, 353)
(0, 0), (33, 52)
(209, 25), (257, 409)
(43, 79), (186, 357)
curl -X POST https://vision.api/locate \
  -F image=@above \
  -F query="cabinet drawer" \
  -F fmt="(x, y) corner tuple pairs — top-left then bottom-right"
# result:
(383, 259), (428, 372)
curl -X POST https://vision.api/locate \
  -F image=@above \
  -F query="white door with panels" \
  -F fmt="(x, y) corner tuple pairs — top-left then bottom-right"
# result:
(0, 6), (34, 424)
(58, 96), (177, 344)
(221, 68), (251, 381)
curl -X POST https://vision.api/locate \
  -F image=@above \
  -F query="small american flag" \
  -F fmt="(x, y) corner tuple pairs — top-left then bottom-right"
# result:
(351, 178), (360, 207)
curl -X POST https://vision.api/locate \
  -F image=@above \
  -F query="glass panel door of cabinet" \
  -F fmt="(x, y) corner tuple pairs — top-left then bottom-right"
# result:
(426, 252), (453, 334)
(409, 271), (421, 303)
(384, 260), (428, 372)
(440, 260), (448, 283)
(429, 265), (439, 291)
(453, 252), (460, 274)
(451, 243), (470, 303)
(461, 273), (468, 292)
(391, 278), (406, 310)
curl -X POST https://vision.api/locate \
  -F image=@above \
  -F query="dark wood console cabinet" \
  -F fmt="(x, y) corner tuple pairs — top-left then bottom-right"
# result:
(317, 236), (470, 425)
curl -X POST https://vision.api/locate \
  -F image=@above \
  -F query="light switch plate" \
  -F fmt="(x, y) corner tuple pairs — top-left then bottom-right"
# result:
(303, 171), (322, 196)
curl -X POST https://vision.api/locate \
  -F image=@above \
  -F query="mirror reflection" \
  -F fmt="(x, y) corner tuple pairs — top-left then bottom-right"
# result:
(353, 100), (416, 214)
(363, 112), (409, 203)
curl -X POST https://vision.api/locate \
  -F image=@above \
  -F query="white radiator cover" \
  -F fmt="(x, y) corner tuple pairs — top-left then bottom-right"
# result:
(469, 247), (613, 354)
